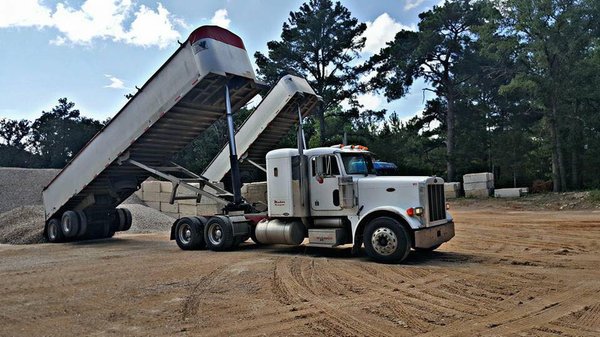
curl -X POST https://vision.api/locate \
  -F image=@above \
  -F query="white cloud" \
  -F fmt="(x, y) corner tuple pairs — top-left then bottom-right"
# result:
(0, 0), (53, 28)
(51, 0), (130, 45)
(0, 0), (183, 49)
(357, 93), (384, 111)
(210, 9), (230, 29)
(125, 3), (180, 48)
(362, 13), (415, 55)
(104, 74), (127, 89)
(404, 0), (427, 11)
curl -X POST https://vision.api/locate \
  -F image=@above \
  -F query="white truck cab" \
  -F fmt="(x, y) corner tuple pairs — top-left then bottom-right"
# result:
(259, 145), (455, 263)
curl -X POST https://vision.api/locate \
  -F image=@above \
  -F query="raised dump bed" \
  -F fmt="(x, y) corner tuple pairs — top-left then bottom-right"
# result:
(42, 25), (263, 241)
(202, 74), (320, 182)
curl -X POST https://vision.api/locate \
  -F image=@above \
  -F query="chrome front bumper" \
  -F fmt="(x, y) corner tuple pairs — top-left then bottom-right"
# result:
(413, 221), (455, 248)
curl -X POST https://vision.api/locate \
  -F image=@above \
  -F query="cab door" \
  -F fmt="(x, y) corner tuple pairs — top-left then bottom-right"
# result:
(310, 155), (342, 211)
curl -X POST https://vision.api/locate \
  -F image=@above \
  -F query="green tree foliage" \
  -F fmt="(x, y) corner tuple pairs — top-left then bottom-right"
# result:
(254, 0), (367, 145)
(367, 0), (496, 182)
(0, 119), (31, 149)
(30, 98), (103, 168)
(0, 118), (38, 167)
(498, 0), (599, 191)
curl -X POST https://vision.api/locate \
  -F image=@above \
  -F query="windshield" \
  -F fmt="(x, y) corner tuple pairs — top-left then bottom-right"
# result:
(340, 153), (376, 175)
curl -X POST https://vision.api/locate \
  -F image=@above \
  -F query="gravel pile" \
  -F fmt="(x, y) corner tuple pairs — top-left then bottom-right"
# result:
(0, 205), (46, 244)
(0, 167), (175, 244)
(0, 168), (59, 213)
(118, 204), (176, 234)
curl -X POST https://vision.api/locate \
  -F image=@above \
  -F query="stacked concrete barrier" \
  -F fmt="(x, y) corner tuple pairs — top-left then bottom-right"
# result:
(463, 172), (494, 198)
(494, 187), (529, 198)
(240, 182), (268, 205)
(444, 182), (461, 199)
(135, 180), (223, 218)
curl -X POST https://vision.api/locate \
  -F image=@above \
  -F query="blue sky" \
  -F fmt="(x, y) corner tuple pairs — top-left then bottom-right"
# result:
(0, 0), (440, 123)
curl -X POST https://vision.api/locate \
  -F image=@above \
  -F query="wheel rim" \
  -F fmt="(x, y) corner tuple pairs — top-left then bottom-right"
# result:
(63, 217), (72, 234)
(178, 223), (192, 245)
(371, 227), (398, 256)
(207, 223), (223, 246)
(49, 222), (58, 240)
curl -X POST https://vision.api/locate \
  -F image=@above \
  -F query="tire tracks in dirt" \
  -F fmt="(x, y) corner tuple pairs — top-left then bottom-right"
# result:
(416, 283), (600, 337)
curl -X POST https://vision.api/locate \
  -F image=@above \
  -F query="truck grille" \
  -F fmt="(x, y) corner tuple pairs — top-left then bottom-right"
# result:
(427, 184), (446, 222)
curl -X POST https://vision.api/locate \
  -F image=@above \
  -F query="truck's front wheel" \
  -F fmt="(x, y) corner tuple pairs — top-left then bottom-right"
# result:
(364, 217), (411, 263)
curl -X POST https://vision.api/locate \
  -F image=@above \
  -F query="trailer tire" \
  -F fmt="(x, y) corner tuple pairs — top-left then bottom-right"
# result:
(75, 210), (87, 237)
(61, 211), (80, 238)
(113, 209), (125, 232)
(363, 217), (411, 263)
(204, 216), (234, 251)
(175, 217), (205, 250)
(121, 208), (132, 231)
(46, 218), (64, 243)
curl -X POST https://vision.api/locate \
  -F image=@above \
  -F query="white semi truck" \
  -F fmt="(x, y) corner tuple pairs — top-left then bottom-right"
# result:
(173, 144), (454, 263)
(42, 25), (454, 263)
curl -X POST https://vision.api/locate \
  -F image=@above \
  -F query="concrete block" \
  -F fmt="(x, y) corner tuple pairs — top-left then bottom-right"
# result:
(142, 181), (161, 193)
(242, 182), (267, 204)
(197, 204), (221, 216)
(464, 181), (494, 190)
(445, 190), (460, 199)
(177, 197), (198, 205)
(494, 188), (528, 198)
(463, 172), (494, 184)
(198, 195), (219, 205)
(160, 181), (173, 193)
(160, 192), (174, 202)
(145, 201), (160, 211)
(141, 191), (159, 202)
(465, 188), (492, 198)
(179, 204), (198, 216)
(134, 189), (143, 199)
(444, 182), (461, 192)
(160, 202), (179, 213)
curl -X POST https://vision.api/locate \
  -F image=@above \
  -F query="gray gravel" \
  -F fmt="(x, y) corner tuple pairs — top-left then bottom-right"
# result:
(0, 167), (175, 244)
(0, 168), (59, 213)
(118, 203), (176, 234)
(0, 205), (46, 244)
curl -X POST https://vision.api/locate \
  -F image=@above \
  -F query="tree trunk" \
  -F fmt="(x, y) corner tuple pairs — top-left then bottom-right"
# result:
(549, 99), (567, 192)
(446, 93), (456, 182)
(318, 105), (326, 146)
(548, 115), (561, 192)
(570, 103), (580, 189)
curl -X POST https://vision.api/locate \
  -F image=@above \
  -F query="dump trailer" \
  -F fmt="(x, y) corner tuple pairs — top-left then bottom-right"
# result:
(202, 74), (319, 182)
(42, 25), (264, 242)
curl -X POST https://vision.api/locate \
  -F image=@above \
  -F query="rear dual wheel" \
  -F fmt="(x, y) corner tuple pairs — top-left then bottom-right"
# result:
(204, 216), (235, 251)
(114, 208), (132, 232)
(46, 218), (64, 243)
(61, 211), (80, 238)
(175, 216), (206, 250)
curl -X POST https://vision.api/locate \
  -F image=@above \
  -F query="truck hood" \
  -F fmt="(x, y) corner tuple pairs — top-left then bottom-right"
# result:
(354, 175), (444, 186)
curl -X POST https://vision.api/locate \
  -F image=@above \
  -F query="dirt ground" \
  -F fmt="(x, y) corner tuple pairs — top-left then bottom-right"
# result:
(1, 205), (599, 337)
